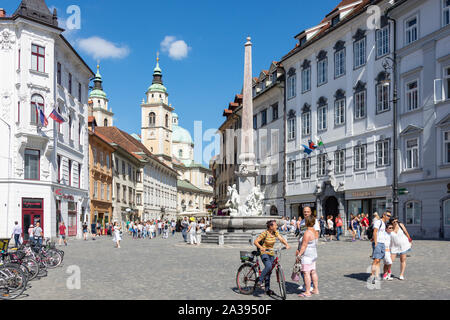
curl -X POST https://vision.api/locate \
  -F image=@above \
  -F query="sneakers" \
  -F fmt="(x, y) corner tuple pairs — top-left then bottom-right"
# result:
(383, 273), (393, 281)
(399, 275), (405, 280)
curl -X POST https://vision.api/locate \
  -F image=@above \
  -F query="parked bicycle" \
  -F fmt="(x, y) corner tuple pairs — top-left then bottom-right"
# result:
(236, 247), (287, 300)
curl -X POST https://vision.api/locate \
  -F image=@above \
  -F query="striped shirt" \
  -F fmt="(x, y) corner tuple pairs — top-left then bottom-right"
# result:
(256, 230), (279, 256)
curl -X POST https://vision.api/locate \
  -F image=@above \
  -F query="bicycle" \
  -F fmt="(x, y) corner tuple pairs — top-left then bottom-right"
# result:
(236, 247), (287, 300)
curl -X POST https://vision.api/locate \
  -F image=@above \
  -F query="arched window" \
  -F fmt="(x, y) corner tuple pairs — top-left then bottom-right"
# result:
(68, 115), (73, 140)
(104, 118), (108, 127)
(31, 94), (44, 125)
(149, 112), (156, 127)
(405, 201), (421, 225)
(179, 149), (183, 158)
(165, 114), (169, 128)
(181, 200), (186, 212)
(270, 205), (278, 216)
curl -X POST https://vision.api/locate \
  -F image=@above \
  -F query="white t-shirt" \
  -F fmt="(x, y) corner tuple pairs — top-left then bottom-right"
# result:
(158, 222), (162, 228)
(189, 222), (197, 234)
(298, 218), (320, 244)
(327, 219), (334, 229)
(373, 219), (388, 244)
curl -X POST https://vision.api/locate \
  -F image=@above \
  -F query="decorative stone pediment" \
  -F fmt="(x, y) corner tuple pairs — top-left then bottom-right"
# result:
(288, 67), (296, 76)
(437, 113), (450, 127)
(334, 89), (346, 100)
(317, 50), (327, 61)
(354, 80), (366, 92)
(353, 28), (366, 41)
(317, 96), (328, 106)
(301, 59), (311, 70)
(376, 71), (389, 83)
(302, 103), (311, 113)
(400, 125), (423, 136)
(288, 109), (296, 119)
(0, 29), (16, 51)
(334, 40), (345, 51)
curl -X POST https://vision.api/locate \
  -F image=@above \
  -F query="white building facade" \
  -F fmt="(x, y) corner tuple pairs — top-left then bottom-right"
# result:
(0, 1), (93, 239)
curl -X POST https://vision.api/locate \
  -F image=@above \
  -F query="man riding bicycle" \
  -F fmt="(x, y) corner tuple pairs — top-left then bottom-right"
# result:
(254, 220), (290, 296)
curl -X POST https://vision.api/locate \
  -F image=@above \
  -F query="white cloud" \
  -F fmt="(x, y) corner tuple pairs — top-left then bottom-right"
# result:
(77, 36), (130, 60)
(160, 36), (190, 60)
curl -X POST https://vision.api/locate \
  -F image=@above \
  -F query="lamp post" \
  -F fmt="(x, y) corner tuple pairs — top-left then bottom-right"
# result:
(381, 57), (399, 218)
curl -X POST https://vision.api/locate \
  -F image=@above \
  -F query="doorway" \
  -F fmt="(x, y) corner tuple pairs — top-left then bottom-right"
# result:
(22, 198), (44, 242)
(324, 196), (339, 219)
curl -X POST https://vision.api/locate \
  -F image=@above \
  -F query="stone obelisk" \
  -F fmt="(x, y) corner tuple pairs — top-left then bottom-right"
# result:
(236, 37), (259, 210)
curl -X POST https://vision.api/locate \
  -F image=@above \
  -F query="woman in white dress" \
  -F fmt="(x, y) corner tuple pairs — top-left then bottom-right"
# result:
(389, 217), (412, 280)
(112, 222), (122, 248)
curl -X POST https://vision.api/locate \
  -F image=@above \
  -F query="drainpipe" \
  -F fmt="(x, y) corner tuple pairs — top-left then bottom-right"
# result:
(280, 68), (287, 218)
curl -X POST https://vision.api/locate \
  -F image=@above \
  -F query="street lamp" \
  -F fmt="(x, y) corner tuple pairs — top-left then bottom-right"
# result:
(381, 57), (399, 219)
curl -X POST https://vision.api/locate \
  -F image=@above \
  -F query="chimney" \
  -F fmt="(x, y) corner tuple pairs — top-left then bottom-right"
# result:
(0, 8), (6, 18)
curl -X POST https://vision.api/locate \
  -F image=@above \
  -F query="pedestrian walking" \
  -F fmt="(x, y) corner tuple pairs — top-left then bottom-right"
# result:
(351, 215), (359, 242)
(11, 221), (22, 248)
(112, 222), (122, 248)
(335, 214), (343, 241)
(91, 222), (97, 240)
(157, 220), (163, 236)
(28, 224), (35, 245)
(181, 217), (189, 242)
(368, 211), (392, 284)
(326, 215), (335, 241)
(360, 214), (369, 240)
(33, 222), (43, 247)
(58, 221), (67, 246)
(82, 222), (89, 241)
(96, 222), (102, 237)
(382, 222), (394, 281)
(297, 216), (319, 298)
(319, 216), (325, 239)
(187, 217), (198, 245)
(171, 220), (176, 236)
(389, 217), (412, 280)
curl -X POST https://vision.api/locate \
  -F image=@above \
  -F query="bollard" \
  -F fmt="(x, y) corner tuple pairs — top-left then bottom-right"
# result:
(218, 231), (224, 246)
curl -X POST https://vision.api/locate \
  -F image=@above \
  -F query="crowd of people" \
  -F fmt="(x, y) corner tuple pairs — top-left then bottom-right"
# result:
(255, 207), (413, 298)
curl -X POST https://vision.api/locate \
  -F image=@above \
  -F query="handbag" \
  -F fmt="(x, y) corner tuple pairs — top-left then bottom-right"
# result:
(291, 256), (302, 281)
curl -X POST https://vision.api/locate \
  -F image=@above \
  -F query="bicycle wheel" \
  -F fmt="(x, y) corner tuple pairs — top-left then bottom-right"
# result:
(276, 266), (287, 300)
(0, 264), (27, 300)
(42, 250), (62, 269)
(22, 257), (39, 281)
(236, 263), (257, 295)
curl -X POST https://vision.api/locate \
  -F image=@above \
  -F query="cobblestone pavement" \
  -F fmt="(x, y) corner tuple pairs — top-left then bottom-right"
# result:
(20, 233), (450, 300)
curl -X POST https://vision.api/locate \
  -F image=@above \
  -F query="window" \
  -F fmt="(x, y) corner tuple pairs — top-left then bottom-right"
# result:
(317, 154), (327, 176)
(114, 158), (119, 173)
(318, 105), (327, 131)
(354, 145), (367, 170)
(30, 94), (44, 125)
(446, 67), (450, 100)
(376, 139), (390, 167)
(179, 149), (183, 158)
(444, 0), (450, 26)
(149, 112), (156, 126)
(68, 115), (73, 140)
(106, 155), (110, 169)
(253, 115), (257, 130)
(104, 118), (108, 127)
(354, 38), (366, 68)
(68, 73), (72, 95)
(301, 158), (310, 179)
(405, 16), (418, 45)
(122, 161), (125, 175)
(107, 185), (110, 201)
(78, 83), (82, 102)
(444, 199), (450, 226)
(261, 109), (267, 126)
(31, 44), (45, 72)
(272, 104), (278, 121)
(271, 71), (277, 84)
(287, 161), (296, 181)
(100, 183), (104, 200)
(376, 83), (390, 113)
(78, 122), (82, 146)
(332, 16), (340, 27)
(376, 26), (390, 57)
(335, 150), (345, 174)
(405, 201), (421, 225)
(93, 181), (98, 199)
(301, 67), (311, 92)
(128, 164), (132, 179)
(406, 80), (419, 111)
(57, 107), (62, 133)
(78, 163), (81, 188)
(57, 62), (61, 85)
(68, 160), (72, 186)
(444, 130), (450, 164)
(317, 58), (328, 86)
(24, 149), (40, 180)
(287, 73), (296, 99)
(92, 147), (97, 164)
(116, 184), (120, 202)
(288, 117), (296, 141)
(406, 138), (419, 169)
(355, 90), (366, 119)
(302, 112), (311, 136)
(165, 114), (169, 128)
(100, 152), (104, 167)
(335, 49), (345, 78)
(335, 99), (345, 126)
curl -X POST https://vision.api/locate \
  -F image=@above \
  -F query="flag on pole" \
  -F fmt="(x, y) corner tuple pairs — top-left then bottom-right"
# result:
(308, 140), (318, 150)
(315, 136), (324, 147)
(39, 109), (48, 127)
(302, 145), (313, 155)
(49, 109), (65, 124)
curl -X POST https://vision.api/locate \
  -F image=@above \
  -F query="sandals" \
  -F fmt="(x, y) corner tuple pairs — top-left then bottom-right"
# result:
(298, 292), (312, 298)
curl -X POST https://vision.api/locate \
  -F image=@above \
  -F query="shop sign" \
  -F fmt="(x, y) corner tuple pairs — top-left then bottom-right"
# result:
(301, 202), (316, 208)
(23, 198), (43, 209)
(54, 189), (75, 201)
(351, 191), (376, 198)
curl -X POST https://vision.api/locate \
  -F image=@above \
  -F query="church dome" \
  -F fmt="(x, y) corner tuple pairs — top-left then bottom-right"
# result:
(172, 114), (193, 144)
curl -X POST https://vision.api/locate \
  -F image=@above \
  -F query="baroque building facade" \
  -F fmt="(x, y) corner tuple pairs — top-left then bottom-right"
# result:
(0, 0), (93, 239)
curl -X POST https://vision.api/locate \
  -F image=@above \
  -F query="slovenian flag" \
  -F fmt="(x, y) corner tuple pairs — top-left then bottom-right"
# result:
(302, 145), (313, 155)
(39, 109), (48, 127)
(49, 109), (65, 124)
(308, 140), (318, 150)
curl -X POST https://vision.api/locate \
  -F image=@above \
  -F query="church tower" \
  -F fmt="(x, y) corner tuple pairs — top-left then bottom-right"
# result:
(88, 64), (114, 127)
(141, 54), (174, 165)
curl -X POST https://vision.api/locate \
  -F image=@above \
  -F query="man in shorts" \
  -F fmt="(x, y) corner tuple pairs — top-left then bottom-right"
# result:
(58, 221), (67, 246)
(368, 210), (391, 284)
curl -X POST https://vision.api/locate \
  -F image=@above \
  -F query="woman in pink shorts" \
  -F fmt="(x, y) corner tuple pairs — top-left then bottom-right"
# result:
(296, 215), (319, 297)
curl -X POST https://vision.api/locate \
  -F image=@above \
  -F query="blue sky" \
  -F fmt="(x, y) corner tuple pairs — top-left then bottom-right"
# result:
(5, 0), (341, 164)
